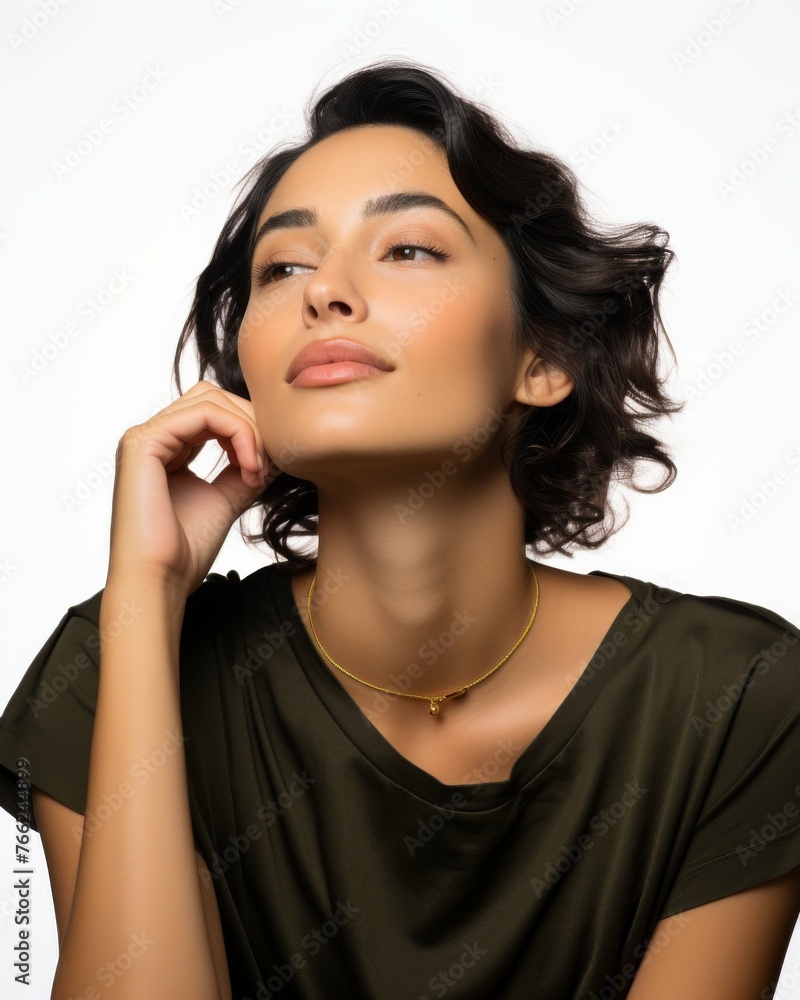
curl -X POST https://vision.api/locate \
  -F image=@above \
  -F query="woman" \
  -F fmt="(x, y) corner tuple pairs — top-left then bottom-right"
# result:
(1, 58), (799, 1000)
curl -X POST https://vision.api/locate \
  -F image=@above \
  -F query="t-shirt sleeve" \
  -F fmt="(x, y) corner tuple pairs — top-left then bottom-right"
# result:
(659, 599), (800, 919)
(0, 589), (105, 834)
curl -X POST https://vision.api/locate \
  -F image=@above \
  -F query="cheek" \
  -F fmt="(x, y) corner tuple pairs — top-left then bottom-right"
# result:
(408, 293), (502, 387)
(239, 296), (273, 346)
(237, 304), (283, 385)
(238, 283), (297, 345)
(236, 306), (259, 372)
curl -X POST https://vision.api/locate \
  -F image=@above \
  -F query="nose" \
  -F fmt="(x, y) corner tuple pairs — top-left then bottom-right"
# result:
(306, 299), (352, 319)
(300, 249), (366, 326)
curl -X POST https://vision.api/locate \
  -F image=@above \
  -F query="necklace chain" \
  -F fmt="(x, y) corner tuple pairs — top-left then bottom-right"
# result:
(305, 563), (540, 717)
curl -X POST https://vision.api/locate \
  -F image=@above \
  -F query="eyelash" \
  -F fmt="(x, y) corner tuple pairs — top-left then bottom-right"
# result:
(251, 239), (451, 287)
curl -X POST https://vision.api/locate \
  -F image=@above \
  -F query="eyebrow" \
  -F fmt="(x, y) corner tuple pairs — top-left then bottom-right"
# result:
(251, 191), (477, 255)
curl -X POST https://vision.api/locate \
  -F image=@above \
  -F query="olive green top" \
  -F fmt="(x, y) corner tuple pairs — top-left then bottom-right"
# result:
(1, 564), (799, 999)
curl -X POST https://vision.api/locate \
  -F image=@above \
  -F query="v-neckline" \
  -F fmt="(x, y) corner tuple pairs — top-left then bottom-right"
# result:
(266, 565), (655, 810)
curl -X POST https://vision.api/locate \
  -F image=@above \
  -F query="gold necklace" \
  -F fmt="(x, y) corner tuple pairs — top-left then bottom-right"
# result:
(305, 562), (540, 717)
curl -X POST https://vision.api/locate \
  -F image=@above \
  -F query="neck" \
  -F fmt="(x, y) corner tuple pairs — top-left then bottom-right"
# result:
(295, 453), (541, 721)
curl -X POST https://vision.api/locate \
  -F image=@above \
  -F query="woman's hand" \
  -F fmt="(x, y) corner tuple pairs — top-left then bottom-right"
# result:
(106, 381), (278, 597)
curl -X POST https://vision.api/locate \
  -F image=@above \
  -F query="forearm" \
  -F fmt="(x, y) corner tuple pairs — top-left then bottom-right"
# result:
(52, 577), (221, 1000)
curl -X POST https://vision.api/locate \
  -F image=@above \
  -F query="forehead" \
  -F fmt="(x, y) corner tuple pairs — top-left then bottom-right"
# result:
(254, 124), (494, 245)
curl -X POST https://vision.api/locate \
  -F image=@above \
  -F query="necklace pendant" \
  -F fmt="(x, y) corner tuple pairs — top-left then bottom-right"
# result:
(428, 700), (440, 716)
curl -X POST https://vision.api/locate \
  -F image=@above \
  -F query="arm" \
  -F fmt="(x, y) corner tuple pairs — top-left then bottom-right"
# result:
(34, 788), (232, 999)
(37, 382), (270, 998)
(45, 579), (229, 1000)
(627, 863), (800, 999)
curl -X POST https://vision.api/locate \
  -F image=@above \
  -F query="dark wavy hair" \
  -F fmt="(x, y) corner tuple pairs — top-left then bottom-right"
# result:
(172, 57), (684, 573)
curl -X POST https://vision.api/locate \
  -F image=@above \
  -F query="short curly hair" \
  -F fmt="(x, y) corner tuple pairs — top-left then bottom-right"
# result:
(172, 56), (684, 572)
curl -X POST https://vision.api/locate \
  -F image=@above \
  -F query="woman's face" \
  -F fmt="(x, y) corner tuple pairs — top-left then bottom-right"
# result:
(238, 124), (533, 484)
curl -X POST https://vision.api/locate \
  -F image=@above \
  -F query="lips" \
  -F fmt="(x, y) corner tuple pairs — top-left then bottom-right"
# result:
(286, 338), (394, 384)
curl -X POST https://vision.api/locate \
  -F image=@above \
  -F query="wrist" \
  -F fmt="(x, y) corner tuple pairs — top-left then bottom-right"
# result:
(101, 569), (190, 621)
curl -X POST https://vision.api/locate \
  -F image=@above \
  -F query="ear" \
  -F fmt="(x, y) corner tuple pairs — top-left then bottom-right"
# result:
(513, 351), (574, 409)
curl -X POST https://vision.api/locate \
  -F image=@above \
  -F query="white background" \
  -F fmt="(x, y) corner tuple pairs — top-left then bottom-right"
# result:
(1, 0), (799, 995)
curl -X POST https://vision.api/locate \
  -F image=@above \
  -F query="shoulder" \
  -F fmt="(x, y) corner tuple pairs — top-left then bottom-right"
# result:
(590, 568), (800, 650)
(66, 564), (280, 629)
(657, 577), (797, 631)
(644, 578), (800, 665)
(193, 563), (286, 600)
(34, 567), (284, 696)
(645, 578), (800, 743)
(190, 562), (288, 618)
(588, 568), (800, 703)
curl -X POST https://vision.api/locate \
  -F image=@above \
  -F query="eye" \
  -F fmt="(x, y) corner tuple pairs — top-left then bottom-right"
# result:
(250, 239), (451, 288)
(251, 260), (312, 286)
(384, 240), (451, 263)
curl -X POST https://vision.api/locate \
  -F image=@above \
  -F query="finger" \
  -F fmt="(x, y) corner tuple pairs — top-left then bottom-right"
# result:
(161, 386), (266, 465)
(150, 380), (217, 417)
(151, 383), (270, 481)
(163, 438), (235, 475)
(134, 401), (267, 487)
